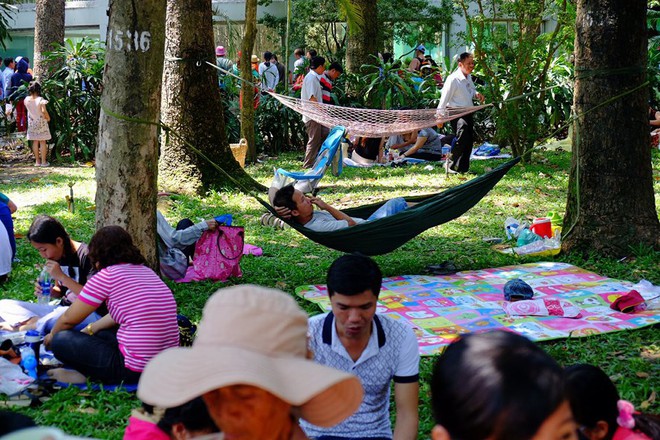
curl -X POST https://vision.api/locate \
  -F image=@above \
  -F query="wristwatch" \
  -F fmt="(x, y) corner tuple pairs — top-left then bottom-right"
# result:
(84, 323), (94, 336)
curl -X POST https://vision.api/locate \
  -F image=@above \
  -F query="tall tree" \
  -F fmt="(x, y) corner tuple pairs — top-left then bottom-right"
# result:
(159, 0), (261, 194)
(345, 0), (376, 72)
(563, 0), (660, 255)
(95, 0), (166, 270)
(240, 0), (258, 163)
(33, 0), (65, 80)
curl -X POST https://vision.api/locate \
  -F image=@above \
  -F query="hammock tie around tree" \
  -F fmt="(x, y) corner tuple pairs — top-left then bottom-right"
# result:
(267, 91), (491, 137)
(260, 158), (520, 255)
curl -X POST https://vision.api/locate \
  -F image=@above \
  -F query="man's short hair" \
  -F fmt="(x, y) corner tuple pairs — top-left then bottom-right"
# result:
(273, 185), (298, 213)
(458, 52), (473, 63)
(308, 49), (318, 58)
(328, 62), (343, 73)
(310, 56), (326, 70)
(3, 57), (12, 67)
(263, 51), (273, 61)
(294, 48), (304, 57)
(327, 254), (382, 298)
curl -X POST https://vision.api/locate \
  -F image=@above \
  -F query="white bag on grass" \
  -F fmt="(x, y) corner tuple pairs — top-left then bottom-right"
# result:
(0, 356), (34, 396)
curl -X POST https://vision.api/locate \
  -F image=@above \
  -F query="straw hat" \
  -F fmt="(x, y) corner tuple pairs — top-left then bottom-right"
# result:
(251, 54), (259, 63)
(138, 285), (363, 428)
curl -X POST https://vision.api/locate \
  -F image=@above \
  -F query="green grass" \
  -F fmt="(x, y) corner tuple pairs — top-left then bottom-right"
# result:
(1, 146), (659, 439)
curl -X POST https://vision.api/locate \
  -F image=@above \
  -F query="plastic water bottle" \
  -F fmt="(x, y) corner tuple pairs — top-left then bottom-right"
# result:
(37, 266), (52, 305)
(20, 346), (38, 379)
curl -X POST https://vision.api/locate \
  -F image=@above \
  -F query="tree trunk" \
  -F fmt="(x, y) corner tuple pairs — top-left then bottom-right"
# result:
(95, 0), (166, 270)
(33, 0), (65, 81)
(240, 0), (258, 163)
(563, 0), (660, 256)
(345, 0), (377, 73)
(159, 0), (259, 195)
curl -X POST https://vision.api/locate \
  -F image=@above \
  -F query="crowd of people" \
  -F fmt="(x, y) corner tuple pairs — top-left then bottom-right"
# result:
(2, 209), (660, 439)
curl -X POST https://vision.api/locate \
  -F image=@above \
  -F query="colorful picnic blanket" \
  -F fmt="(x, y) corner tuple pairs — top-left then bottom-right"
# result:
(295, 262), (660, 355)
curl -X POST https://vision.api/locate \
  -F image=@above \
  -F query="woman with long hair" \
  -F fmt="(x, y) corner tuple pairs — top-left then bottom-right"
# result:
(45, 225), (179, 385)
(0, 215), (99, 332)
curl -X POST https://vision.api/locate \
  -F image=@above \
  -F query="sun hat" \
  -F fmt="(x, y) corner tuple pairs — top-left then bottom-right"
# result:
(138, 285), (363, 428)
(251, 54), (259, 63)
(416, 44), (426, 53)
(503, 278), (534, 301)
(215, 46), (226, 57)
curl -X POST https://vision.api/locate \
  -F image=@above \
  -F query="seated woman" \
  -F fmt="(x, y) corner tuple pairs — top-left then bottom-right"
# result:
(430, 331), (578, 440)
(351, 137), (385, 165)
(44, 225), (179, 385)
(387, 127), (455, 161)
(0, 215), (100, 332)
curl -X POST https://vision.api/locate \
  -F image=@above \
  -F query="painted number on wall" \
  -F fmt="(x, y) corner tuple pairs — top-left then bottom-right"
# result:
(107, 30), (151, 52)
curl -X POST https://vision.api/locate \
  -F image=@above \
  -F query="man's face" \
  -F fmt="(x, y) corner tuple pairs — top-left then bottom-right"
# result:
(330, 289), (377, 340)
(291, 189), (313, 218)
(327, 69), (341, 81)
(458, 56), (475, 76)
(203, 385), (292, 440)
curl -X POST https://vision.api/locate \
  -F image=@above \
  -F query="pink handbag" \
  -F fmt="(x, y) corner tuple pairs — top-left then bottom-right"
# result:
(191, 226), (244, 281)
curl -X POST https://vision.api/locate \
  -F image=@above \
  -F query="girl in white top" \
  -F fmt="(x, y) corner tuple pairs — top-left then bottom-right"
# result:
(23, 81), (52, 167)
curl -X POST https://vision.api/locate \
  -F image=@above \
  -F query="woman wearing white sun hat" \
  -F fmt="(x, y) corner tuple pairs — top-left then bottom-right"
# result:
(138, 285), (364, 440)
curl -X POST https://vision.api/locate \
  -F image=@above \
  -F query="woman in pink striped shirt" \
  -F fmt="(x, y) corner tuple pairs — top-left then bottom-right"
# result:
(44, 226), (179, 385)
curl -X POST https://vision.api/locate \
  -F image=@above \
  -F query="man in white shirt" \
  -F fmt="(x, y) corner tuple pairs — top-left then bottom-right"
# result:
(272, 184), (409, 232)
(257, 51), (279, 93)
(437, 52), (484, 173)
(300, 254), (420, 440)
(301, 56), (329, 168)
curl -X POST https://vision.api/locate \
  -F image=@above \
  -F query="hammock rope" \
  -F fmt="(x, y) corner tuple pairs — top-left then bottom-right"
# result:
(267, 92), (491, 137)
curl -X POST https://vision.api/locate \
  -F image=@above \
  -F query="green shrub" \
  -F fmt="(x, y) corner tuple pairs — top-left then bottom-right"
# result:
(41, 38), (105, 162)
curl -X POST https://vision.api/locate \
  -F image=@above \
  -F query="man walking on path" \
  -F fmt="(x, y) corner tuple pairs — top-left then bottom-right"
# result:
(437, 52), (484, 174)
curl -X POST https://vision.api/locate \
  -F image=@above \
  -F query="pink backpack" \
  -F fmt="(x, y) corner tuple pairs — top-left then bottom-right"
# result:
(190, 226), (244, 281)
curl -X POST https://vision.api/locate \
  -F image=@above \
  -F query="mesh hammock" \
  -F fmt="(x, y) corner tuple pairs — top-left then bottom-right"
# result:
(260, 158), (519, 255)
(268, 92), (491, 138)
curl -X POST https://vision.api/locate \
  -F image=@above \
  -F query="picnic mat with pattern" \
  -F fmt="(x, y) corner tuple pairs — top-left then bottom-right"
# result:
(295, 262), (660, 355)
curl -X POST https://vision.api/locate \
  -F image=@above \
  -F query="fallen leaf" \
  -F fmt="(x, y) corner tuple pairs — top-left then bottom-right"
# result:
(275, 281), (287, 290)
(635, 371), (650, 378)
(609, 373), (623, 382)
(304, 255), (319, 259)
(640, 391), (656, 410)
(512, 202), (520, 207)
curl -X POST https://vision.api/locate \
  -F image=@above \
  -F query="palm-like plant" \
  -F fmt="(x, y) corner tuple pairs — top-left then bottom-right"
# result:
(360, 55), (419, 109)
(0, 1), (17, 50)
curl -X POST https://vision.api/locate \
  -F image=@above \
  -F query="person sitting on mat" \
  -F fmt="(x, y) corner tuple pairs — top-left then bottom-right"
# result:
(0, 215), (102, 333)
(352, 137), (386, 165)
(44, 225), (179, 385)
(273, 184), (411, 233)
(386, 128), (455, 161)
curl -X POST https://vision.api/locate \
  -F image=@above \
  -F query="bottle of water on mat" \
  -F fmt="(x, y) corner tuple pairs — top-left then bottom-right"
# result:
(37, 266), (52, 305)
(20, 346), (38, 379)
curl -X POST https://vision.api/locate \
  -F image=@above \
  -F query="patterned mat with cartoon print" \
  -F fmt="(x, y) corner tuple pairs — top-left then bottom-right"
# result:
(295, 262), (660, 355)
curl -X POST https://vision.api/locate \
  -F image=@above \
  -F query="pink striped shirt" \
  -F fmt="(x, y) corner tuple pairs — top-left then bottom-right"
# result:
(78, 264), (179, 372)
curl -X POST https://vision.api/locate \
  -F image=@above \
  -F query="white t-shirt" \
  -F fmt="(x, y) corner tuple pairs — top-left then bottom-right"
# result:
(301, 71), (323, 123)
(258, 62), (279, 91)
(304, 211), (365, 232)
(0, 221), (11, 276)
(437, 68), (477, 112)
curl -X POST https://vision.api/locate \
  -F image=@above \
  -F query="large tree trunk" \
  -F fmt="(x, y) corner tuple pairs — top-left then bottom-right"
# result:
(33, 0), (65, 81)
(240, 0), (258, 163)
(345, 0), (376, 73)
(563, 0), (660, 256)
(159, 0), (259, 195)
(95, 0), (166, 270)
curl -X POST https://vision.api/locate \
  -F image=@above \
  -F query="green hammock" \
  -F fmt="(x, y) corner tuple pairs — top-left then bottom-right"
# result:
(260, 158), (520, 255)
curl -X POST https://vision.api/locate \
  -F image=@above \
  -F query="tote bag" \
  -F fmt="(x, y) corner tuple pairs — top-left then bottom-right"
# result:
(191, 226), (244, 281)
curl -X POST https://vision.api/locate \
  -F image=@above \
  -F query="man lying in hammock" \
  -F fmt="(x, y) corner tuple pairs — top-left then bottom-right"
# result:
(273, 184), (411, 232)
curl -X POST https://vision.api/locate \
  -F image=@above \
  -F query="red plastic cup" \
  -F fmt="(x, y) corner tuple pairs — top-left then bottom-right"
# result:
(530, 217), (552, 238)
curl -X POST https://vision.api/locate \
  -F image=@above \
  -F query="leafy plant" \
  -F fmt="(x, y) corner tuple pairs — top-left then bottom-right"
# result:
(360, 56), (421, 109)
(456, 0), (576, 159)
(254, 93), (306, 155)
(41, 38), (105, 162)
